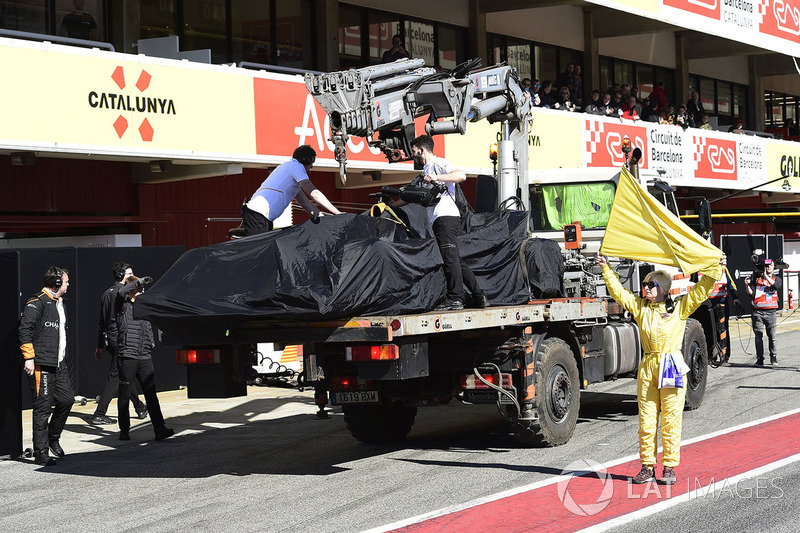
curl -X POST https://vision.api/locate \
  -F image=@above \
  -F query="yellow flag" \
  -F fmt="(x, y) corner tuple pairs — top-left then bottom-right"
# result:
(600, 167), (722, 274)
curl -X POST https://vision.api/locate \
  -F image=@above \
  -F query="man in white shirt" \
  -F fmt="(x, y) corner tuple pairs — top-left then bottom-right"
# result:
(393, 134), (489, 311)
(242, 145), (341, 235)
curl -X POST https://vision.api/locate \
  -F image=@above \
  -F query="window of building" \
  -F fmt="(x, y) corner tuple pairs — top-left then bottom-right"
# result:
(139, 0), (176, 40)
(341, 5), (465, 69)
(338, 4), (365, 69)
(232, 2), (270, 64)
(764, 91), (800, 128)
(183, 1), (227, 64)
(534, 44), (558, 84)
(438, 25), (465, 71)
(367, 11), (399, 63)
(404, 20), (434, 65)
(1, 0), (104, 40)
(506, 39), (532, 81)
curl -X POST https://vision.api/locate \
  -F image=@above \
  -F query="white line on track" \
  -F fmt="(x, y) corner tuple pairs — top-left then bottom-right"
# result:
(362, 407), (800, 533)
(576, 452), (800, 533)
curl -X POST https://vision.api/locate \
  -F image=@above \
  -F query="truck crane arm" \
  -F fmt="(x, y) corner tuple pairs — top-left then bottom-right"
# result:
(304, 59), (532, 211)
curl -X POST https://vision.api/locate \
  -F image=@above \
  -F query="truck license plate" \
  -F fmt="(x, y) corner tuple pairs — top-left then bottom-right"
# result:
(331, 391), (379, 404)
(463, 390), (515, 405)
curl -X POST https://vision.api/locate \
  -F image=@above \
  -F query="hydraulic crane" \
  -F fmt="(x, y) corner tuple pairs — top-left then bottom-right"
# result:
(304, 58), (533, 211)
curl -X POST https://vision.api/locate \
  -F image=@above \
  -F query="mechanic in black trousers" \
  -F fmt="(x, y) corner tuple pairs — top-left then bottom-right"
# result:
(92, 261), (147, 425)
(116, 275), (173, 441)
(19, 266), (73, 466)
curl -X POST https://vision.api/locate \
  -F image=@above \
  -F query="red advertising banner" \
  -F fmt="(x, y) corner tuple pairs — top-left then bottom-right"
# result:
(760, 0), (800, 43)
(253, 77), (442, 164)
(692, 134), (738, 180)
(663, 0), (720, 19)
(584, 118), (649, 169)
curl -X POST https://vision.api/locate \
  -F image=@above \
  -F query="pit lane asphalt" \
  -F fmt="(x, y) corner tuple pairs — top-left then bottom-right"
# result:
(3, 314), (800, 533)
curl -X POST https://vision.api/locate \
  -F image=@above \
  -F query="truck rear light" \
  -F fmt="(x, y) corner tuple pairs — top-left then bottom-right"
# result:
(460, 373), (512, 390)
(345, 344), (399, 362)
(176, 349), (220, 365)
(329, 376), (375, 391)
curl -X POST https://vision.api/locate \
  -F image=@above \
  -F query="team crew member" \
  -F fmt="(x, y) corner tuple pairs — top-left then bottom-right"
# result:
(745, 259), (782, 366)
(707, 270), (740, 365)
(116, 275), (174, 441)
(92, 262), (147, 425)
(595, 254), (725, 485)
(242, 145), (341, 236)
(19, 266), (73, 466)
(393, 134), (489, 311)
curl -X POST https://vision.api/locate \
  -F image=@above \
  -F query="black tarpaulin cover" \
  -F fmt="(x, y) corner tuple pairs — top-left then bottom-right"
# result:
(135, 205), (560, 331)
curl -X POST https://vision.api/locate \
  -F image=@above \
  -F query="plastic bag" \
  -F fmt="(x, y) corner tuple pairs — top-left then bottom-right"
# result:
(658, 352), (691, 389)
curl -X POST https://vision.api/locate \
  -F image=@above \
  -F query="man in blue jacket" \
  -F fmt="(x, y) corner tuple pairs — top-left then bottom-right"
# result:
(19, 266), (72, 466)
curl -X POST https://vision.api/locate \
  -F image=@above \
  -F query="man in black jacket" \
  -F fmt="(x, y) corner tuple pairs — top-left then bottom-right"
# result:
(116, 275), (174, 441)
(19, 266), (72, 466)
(92, 262), (147, 425)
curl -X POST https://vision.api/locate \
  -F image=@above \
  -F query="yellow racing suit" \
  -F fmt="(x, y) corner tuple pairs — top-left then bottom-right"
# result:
(602, 263), (721, 467)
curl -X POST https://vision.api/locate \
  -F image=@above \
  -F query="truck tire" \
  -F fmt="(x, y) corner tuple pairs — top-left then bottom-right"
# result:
(683, 318), (708, 411)
(342, 403), (417, 444)
(514, 337), (580, 447)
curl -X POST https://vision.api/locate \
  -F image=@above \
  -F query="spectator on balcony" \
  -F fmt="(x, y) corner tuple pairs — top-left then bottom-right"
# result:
(785, 118), (800, 136)
(554, 86), (576, 112)
(699, 114), (713, 130)
(59, 0), (97, 40)
(640, 97), (661, 123)
(621, 84), (631, 99)
(584, 90), (603, 114)
(556, 63), (574, 92)
(728, 118), (745, 135)
(621, 95), (640, 121)
(571, 64), (583, 95)
(661, 104), (677, 125)
(687, 91), (705, 127)
(537, 80), (554, 108)
(381, 34), (412, 64)
(610, 91), (624, 113)
(649, 82), (667, 113)
(675, 104), (693, 129)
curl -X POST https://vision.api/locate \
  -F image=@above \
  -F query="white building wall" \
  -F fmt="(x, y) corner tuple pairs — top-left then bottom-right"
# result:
(689, 57), (749, 85)
(487, 6), (584, 50)
(598, 33), (676, 68)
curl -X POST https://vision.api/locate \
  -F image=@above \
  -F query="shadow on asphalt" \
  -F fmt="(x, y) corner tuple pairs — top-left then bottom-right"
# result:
(577, 391), (638, 423)
(34, 389), (646, 479)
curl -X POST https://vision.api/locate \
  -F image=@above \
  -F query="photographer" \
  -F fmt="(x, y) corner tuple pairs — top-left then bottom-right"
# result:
(115, 275), (174, 441)
(381, 34), (412, 63)
(391, 134), (488, 311)
(745, 258), (782, 366)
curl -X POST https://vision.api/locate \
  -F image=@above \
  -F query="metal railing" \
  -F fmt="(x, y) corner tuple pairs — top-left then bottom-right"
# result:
(0, 28), (114, 52)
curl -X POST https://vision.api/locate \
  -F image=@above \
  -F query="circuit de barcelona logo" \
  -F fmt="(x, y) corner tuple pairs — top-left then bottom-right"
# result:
(87, 66), (177, 141)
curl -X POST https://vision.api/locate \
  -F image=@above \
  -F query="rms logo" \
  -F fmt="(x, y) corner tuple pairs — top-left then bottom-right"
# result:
(585, 119), (647, 168)
(663, 0), (720, 19)
(761, 0), (800, 39)
(693, 136), (737, 179)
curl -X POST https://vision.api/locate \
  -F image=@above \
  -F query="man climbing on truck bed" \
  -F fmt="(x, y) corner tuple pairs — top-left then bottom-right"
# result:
(392, 134), (489, 311)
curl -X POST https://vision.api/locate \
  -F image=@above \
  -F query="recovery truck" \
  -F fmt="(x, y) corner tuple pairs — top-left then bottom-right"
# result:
(165, 59), (723, 446)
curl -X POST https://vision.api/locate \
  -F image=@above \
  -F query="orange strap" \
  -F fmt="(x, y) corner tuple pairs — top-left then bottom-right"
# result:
(21, 343), (35, 360)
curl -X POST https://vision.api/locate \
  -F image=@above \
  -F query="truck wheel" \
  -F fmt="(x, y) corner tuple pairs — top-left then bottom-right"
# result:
(514, 337), (580, 447)
(342, 403), (417, 444)
(683, 318), (708, 411)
